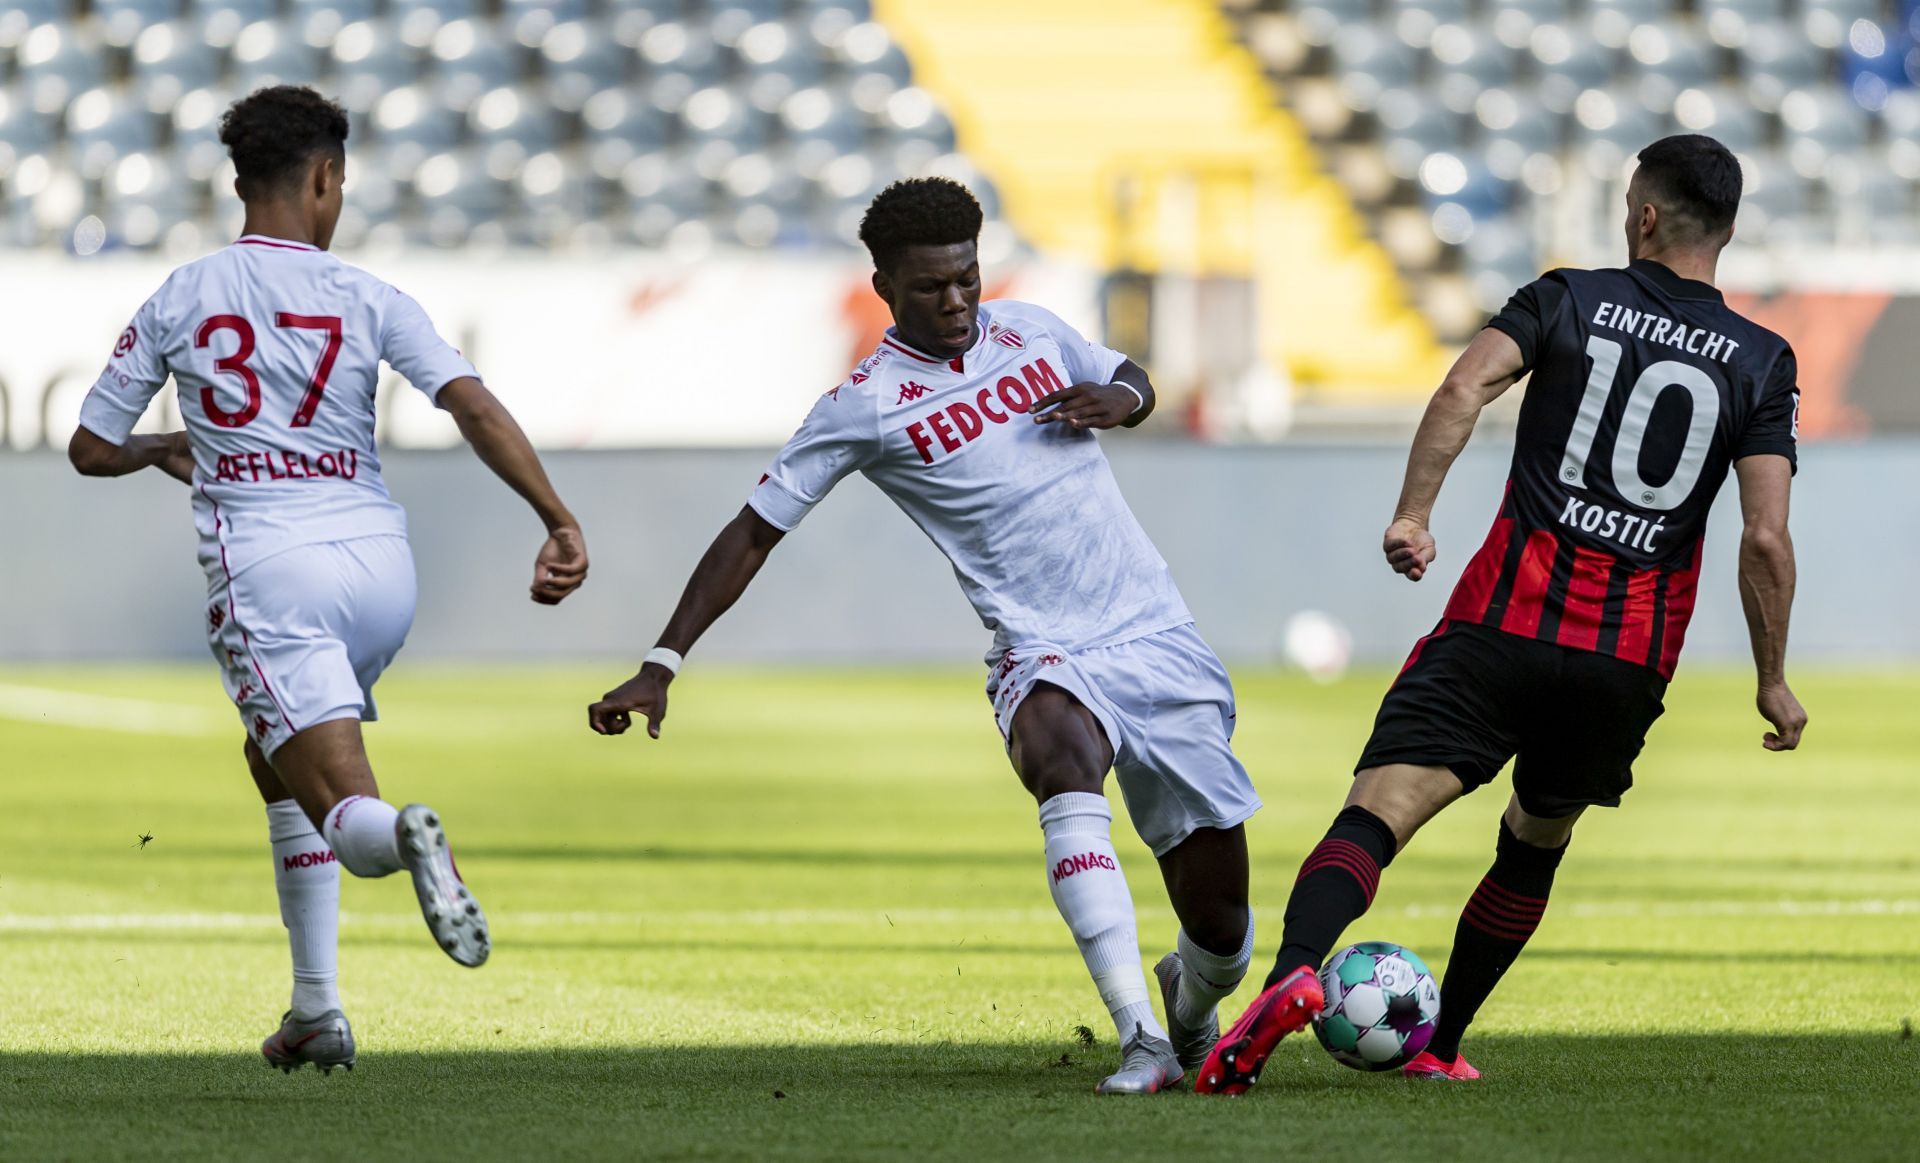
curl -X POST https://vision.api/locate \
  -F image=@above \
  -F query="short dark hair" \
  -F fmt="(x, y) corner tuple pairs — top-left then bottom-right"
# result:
(219, 85), (349, 200)
(858, 178), (982, 274)
(1634, 134), (1741, 241)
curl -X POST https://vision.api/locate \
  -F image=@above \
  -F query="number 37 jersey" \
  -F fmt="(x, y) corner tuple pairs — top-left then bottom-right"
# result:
(79, 235), (477, 577)
(1447, 258), (1800, 679)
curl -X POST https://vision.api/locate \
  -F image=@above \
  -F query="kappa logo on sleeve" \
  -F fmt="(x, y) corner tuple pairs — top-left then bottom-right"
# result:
(113, 326), (138, 358)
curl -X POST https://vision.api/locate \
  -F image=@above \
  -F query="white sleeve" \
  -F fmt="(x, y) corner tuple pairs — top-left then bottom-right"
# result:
(379, 286), (479, 401)
(1026, 305), (1127, 385)
(77, 292), (171, 445)
(747, 386), (879, 532)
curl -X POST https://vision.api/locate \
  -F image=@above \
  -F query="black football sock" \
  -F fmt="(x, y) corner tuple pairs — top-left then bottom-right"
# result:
(1426, 818), (1569, 1063)
(1265, 806), (1398, 988)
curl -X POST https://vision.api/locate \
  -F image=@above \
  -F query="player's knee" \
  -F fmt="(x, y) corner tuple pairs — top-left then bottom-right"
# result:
(1021, 761), (1104, 803)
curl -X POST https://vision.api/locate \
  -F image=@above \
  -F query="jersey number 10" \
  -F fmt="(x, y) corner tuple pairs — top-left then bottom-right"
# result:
(1558, 335), (1720, 511)
(194, 314), (344, 430)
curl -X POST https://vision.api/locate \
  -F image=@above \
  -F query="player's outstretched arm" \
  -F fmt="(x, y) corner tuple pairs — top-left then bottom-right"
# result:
(588, 506), (787, 739)
(68, 428), (194, 484)
(1384, 328), (1528, 581)
(437, 377), (588, 606)
(1734, 454), (1805, 751)
(1031, 359), (1156, 430)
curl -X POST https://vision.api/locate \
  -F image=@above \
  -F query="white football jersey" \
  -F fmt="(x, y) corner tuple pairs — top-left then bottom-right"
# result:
(79, 235), (477, 578)
(751, 300), (1192, 662)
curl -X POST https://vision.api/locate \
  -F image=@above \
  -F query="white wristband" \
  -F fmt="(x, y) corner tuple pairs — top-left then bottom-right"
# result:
(1114, 380), (1146, 414)
(642, 647), (683, 676)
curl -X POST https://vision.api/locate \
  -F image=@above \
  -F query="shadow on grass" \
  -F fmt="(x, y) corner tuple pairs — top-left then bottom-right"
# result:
(3, 1034), (1914, 1162)
(31, 928), (1911, 968)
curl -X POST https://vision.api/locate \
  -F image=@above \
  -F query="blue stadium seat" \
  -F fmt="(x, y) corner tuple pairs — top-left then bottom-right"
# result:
(230, 21), (326, 90)
(66, 88), (162, 180)
(1528, 25), (1614, 115)
(640, 21), (732, 87)
(16, 23), (108, 114)
(287, 0), (378, 28)
(539, 20), (631, 113)
(412, 147), (509, 245)
(168, 86), (232, 181)
(581, 85), (673, 178)
(1739, 21), (1834, 112)
(468, 84), (563, 155)
(1672, 84), (1768, 153)
(332, 21), (423, 114)
(1586, 0), (1667, 48)
(0, 84), (58, 164)
(374, 84), (466, 177)
(131, 22), (222, 111)
(1330, 26), (1418, 112)
(431, 20), (525, 109)
(95, 0), (186, 48)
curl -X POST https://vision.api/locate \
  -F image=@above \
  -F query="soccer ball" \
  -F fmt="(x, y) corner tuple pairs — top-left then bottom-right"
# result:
(1312, 941), (1441, 1071)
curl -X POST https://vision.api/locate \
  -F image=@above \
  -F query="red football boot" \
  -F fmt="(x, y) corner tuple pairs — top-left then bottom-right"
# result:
(1193, 966), (1324, 1096)
(1403, 1050), (1481, 1081)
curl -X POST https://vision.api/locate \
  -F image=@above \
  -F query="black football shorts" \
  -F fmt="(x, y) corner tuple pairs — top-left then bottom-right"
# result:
(1355, 620), (1669, 818)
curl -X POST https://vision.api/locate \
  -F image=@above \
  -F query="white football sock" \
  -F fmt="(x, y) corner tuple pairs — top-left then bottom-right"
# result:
(267, 799), (341, 1018)
(321, 794), (403, 877)
(1039, 791), (1166, 1045)
(1174, 916), (1255, 1028)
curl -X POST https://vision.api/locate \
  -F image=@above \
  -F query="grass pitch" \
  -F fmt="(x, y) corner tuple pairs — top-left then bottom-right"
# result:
(1, 663), (1915, 1161)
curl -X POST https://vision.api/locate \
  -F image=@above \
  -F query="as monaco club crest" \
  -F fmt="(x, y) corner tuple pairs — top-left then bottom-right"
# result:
(992, 327), (1025, 349)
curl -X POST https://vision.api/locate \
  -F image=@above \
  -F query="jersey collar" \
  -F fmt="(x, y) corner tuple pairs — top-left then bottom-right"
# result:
(235, 234), (322, 252)
(881, 322), (984, 374)
(1628, 258), (1723, 303)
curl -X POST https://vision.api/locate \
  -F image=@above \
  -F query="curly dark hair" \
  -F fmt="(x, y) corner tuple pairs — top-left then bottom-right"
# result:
(1635, 134), (1741, 241)
(858, 178), (982, 274)
(219, 85), (349, 200)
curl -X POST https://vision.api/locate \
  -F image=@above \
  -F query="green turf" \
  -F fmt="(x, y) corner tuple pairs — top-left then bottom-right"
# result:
(1, 664), (1915, 1161)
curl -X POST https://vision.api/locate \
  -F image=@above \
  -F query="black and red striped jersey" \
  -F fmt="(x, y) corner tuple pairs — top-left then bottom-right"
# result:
(1443, 259), (1800, 679)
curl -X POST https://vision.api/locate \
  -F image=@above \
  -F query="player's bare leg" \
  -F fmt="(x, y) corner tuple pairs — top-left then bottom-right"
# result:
(1151, 825), (1253, 1073)
(1011, 685), (1180, 1095)
(1199, 764), (1461, 1094)
(270, 719), (489, 967)
(247, 737), (355, 1071)
(1409, 794), (1580, 1080)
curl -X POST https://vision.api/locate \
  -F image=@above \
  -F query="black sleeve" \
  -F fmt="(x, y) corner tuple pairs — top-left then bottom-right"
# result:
(1482, 276), (1563, 374)
(1734, 348), (1800, 473)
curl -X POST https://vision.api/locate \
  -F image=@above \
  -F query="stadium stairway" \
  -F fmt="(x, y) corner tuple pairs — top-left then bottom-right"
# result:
(874, 0), (1450, 397)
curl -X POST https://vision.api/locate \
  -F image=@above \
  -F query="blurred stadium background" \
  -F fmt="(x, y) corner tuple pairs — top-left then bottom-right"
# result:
(1, 0), (1916, 668)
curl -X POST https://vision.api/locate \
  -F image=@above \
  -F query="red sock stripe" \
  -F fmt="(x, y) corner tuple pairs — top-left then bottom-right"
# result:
(1296, 839), (1381, 903)
(1461, 878), (1548, 941)
(1473, 878), (1550, 913)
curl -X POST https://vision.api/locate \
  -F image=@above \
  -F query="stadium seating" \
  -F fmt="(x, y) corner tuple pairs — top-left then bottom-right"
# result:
(0, 0), (998, 254)
(1220, 0), (1920, 336)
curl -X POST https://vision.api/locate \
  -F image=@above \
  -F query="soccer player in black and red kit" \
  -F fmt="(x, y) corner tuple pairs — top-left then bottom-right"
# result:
(1196, 135), (1807, 1094)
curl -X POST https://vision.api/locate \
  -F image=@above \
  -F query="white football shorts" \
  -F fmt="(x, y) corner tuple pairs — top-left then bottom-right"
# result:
(985, 622), (1262, 856)
(205, 534), (416, 757)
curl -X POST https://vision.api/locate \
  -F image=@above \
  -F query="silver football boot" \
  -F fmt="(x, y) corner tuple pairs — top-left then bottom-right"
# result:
(397, 803), (490, 968)
(1154, 951), (1222, 1072)
(1094, 1023), (1185, 1095)
(262, 1009), (355, 1074)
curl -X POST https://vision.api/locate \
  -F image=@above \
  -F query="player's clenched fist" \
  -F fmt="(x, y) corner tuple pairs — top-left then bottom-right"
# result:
(1756, 681), (1807, 752)
(532, 525), (589, 605)
(1382, 517), (1438, 582)
(589, 665), (671, 738)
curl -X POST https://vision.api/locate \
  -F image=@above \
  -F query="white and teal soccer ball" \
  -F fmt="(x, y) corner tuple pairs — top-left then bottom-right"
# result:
(1312, 941), (1441, 1071)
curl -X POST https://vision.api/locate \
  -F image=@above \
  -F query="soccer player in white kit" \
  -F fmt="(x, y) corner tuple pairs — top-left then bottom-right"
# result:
(67, 87), (590, 1073)
(588, 179), (1260, 1094)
